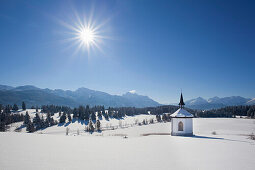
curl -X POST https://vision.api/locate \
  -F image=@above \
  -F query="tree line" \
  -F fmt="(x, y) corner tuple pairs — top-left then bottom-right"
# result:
(1, 101), (255, 132)
(34, 103), (255, 120)
(195, 105), (255, 118)
(0, 103), (25, 131)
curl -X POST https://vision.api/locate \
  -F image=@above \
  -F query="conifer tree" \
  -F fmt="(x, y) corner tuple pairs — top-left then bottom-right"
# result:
(26, 120), (35, 133)
(33, 113), (41, 130)
(78, 106), (85, 120)
(46, 112), (51, 121)
(4, 105), (11, 114)
(102, 110), (107, 119)
(44, 113), (51, 127)
(91, 112), (96, 121)
(68, 114), (72, 122)
(142, 119), (147, 125)
(50, 117), (55, 126)
(24, 111), (30, 125)
(156, 115), (162, 122)
(9, 105), (13, 111)
(73, 108), (78, 118)
(0, 104), (2, 114)
(22, 102), (26, 110)
(108, 109), (113, 118)
(66, 127), (69, 135)
(104, 112), (109, 120)
(96, 120), (101, 131)
(162, 114), (168, 122)
(88, 119), (94, 133)
(0, 122), (5, 132)
(59, 112), (66, 123)
(97, 111), (102, 119)
(13, 104), (19, 111)
(84, 105), (90, 120)
(40, 115), (45, 128)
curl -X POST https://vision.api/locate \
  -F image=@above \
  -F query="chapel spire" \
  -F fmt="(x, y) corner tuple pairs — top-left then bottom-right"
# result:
(178, 92), (185, 108)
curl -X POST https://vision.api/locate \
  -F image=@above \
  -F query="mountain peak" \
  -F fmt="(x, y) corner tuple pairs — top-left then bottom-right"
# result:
(185, 97), (208, 106)
(124, 92), (139, 96)
(197, 97), (206, 100)
(128, 90), (136, 94)
(14, 85), (40, 91)
(208, 96), (220, 103)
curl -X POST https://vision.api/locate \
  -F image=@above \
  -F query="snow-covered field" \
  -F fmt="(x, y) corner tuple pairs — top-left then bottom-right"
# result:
(1, 110), (255, 170)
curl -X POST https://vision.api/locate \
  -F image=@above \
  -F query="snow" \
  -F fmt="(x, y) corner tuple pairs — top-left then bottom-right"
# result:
(1, 112), (255, 170)
(9, 110), (156, 136)
(170, 108), (194, 117)
(129, 90), (136, 94)
(37, 114), (157, 136)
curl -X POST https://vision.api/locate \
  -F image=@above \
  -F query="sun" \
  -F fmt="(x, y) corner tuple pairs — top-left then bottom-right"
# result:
(69, 18), (105, 55)
(72, 21), (100, 53)
(79, 27), (95, 48)
(59, 11), (110, 56)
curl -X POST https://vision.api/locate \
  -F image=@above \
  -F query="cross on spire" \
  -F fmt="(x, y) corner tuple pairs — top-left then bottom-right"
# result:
(178, 92), (185, 108)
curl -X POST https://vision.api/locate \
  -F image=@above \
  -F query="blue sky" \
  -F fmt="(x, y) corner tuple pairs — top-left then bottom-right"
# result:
(0, 0), (254, 104)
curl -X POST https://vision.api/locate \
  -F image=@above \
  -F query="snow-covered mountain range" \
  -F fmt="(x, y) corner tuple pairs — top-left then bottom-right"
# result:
(0, 85), (254, 110)
(0, 85), (160, 108)
(185, 96), (254, 110)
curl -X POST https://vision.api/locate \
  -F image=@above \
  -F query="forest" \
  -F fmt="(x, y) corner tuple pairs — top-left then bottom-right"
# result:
(0, 102), (254, 132)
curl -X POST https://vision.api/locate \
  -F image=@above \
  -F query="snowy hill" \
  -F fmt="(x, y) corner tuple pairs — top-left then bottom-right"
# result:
(7, 109), (157, 135)
(1, 115), (255, 170)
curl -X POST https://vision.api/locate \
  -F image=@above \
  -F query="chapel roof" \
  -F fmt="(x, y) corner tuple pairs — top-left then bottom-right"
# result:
(170, 108), (194, 118)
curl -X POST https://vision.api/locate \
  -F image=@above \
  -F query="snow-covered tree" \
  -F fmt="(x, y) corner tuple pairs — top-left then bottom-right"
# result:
(88, 119), (94, 133)
(96, 120), (101, 131)
(119, 120), (122, 128)
(66, 127), (69, 135)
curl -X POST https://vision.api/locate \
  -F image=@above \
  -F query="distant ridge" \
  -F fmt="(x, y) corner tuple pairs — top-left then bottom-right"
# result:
(185, 96), (252, 110)
(0, 85), (160, 108)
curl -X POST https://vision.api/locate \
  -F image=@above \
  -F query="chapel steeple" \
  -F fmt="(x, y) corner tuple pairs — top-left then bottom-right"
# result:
(178, 93), (185, 108)
(171, 92), (193, 136)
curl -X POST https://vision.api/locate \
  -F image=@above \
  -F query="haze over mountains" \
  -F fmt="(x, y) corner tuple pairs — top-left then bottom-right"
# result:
(0, 85), (160, 108)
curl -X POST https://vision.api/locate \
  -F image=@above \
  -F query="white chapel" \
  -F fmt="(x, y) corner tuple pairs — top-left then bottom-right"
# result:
(171, 93), (194, 136)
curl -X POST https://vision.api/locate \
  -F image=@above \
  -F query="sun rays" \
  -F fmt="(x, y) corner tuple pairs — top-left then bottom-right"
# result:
(58, 8), (110, 57)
